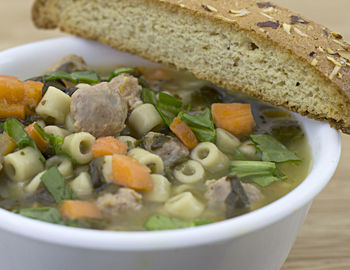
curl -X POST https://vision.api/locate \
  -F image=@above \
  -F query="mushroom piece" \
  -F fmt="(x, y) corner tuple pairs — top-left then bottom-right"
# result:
(45, 54), (90, 74)
(143, 132), (190, 167)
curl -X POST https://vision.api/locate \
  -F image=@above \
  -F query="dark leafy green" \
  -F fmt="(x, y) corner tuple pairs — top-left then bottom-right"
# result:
(178, 108), (216, 142)
(41, 167), (77, 204)
(108, 67), (137, 81)
(144, 215), (212, 231)
(34, 123), (76, 164)
(230, 160), (286, 187)
(250, 134), (300, 162)
(1, 118), (45, 162)
(141, 88), (157, 106)
(225, 176), (250, 218)
(44, 71), (100, 84)
(158, 92), (183, 115)
(17, 207), (63, 224)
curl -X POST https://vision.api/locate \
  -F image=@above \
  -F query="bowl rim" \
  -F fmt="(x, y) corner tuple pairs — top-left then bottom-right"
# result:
(0, 36), (342, 251)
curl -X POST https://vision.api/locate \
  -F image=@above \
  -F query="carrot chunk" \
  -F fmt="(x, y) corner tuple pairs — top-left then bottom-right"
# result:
(25, 122), (49, 152)
(0, 75), (43, 118)
(170, 117), (198, 149)
(112, 154), (153, 191)
(60, 200), (102, 219)
(211, 103), (256, 136)
(0, 103), (26, 119)
(92, 136), (128, 158)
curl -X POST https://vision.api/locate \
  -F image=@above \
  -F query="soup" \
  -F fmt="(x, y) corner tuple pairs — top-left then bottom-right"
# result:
(0, 55), (311, 231)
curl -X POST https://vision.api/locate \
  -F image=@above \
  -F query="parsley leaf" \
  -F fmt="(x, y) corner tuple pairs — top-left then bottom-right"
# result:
(250, 134), (300, 162)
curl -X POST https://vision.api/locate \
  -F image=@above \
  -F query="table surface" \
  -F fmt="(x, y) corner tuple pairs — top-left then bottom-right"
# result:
(1, 1), (350, 269)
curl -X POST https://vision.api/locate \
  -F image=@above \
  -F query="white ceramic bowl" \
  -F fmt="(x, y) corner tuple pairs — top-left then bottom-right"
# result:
(0, 37), (341, 270)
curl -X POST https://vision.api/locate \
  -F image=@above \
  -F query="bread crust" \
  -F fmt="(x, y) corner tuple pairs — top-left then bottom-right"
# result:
(32, 0), (350, 133)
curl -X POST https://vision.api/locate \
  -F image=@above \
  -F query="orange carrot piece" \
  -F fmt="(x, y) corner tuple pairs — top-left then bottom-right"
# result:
(60, 200), (102, 220)
(92, 136), (128, 158)
(211, 103), (256, 136)
(112, 154), (153, 191)
(25, 122), (49, 152)
(0, 76), (43, 115)
(170, 117), (198, 150)
(0, 102), (26, 119)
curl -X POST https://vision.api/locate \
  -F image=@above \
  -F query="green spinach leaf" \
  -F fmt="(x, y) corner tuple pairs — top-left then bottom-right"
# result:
(250, 134), (300, 162)
(178, 108), (216, 142)
(17, 207), (63, 224)
(41, 167), (77, 204)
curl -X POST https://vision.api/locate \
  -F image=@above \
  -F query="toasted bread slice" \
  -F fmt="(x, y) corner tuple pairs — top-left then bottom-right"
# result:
(32, 0), (350, 133)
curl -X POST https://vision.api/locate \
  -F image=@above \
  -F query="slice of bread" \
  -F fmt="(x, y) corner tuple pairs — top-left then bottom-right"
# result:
(32, 0), (350, 133)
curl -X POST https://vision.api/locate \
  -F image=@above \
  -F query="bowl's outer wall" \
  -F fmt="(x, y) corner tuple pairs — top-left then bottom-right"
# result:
(0, 204), (311, 270)
(0, 37), (341, 270)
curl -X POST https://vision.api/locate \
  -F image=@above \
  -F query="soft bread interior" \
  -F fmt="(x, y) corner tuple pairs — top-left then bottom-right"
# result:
(33, 0), (350, 131)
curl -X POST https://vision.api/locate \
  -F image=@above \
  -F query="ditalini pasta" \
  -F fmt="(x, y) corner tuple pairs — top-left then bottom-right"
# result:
(0, 56), (310, 231)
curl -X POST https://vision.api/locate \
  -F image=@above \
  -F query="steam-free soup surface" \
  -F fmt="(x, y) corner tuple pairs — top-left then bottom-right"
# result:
(0, 55), (311, 231)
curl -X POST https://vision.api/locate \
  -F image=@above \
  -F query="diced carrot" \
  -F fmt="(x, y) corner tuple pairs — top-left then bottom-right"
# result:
(112, 154), (153, 191)
(60, 200), (102, 219)
(170, 117), (198, 150)
(92, 136), (128, 158)
(0, 102), (25, 119)
(211, 103), (256, 136)
(0, 132), (16, 156)
(25, 122), (49, 152)
(0, 75), (43, 118)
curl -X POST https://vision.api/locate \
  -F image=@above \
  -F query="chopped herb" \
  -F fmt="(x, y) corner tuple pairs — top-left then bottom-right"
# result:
(250, 134), (300, 162)
(70, 71), (100, 84)
(108, 67), (137, 81)
(41, 167), (77, 204)
(17, 207), (62, 224)
(142, 88), (182, 126)
(142, 88), (157, 106)
(178, 108), (216, 142)
(34, 123), (76, 164)
(44, 70), (100, 84)
(144, 215), (212, 231)
(1, 118), (45, 162)
(158, 92), (183, 115)
(230, 160), (286, 187)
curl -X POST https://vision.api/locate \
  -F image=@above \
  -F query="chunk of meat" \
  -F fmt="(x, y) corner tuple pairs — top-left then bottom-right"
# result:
(45, 54), (90, 74)
(109, 74), (142, 110)
(205, 176), (263, 216)
(204, 177), (231, 209)
(70, 82), (128, 137)
(143, 132), (189, 167)
(96, 188), (143, 216)
(242, 183), (263, 203)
